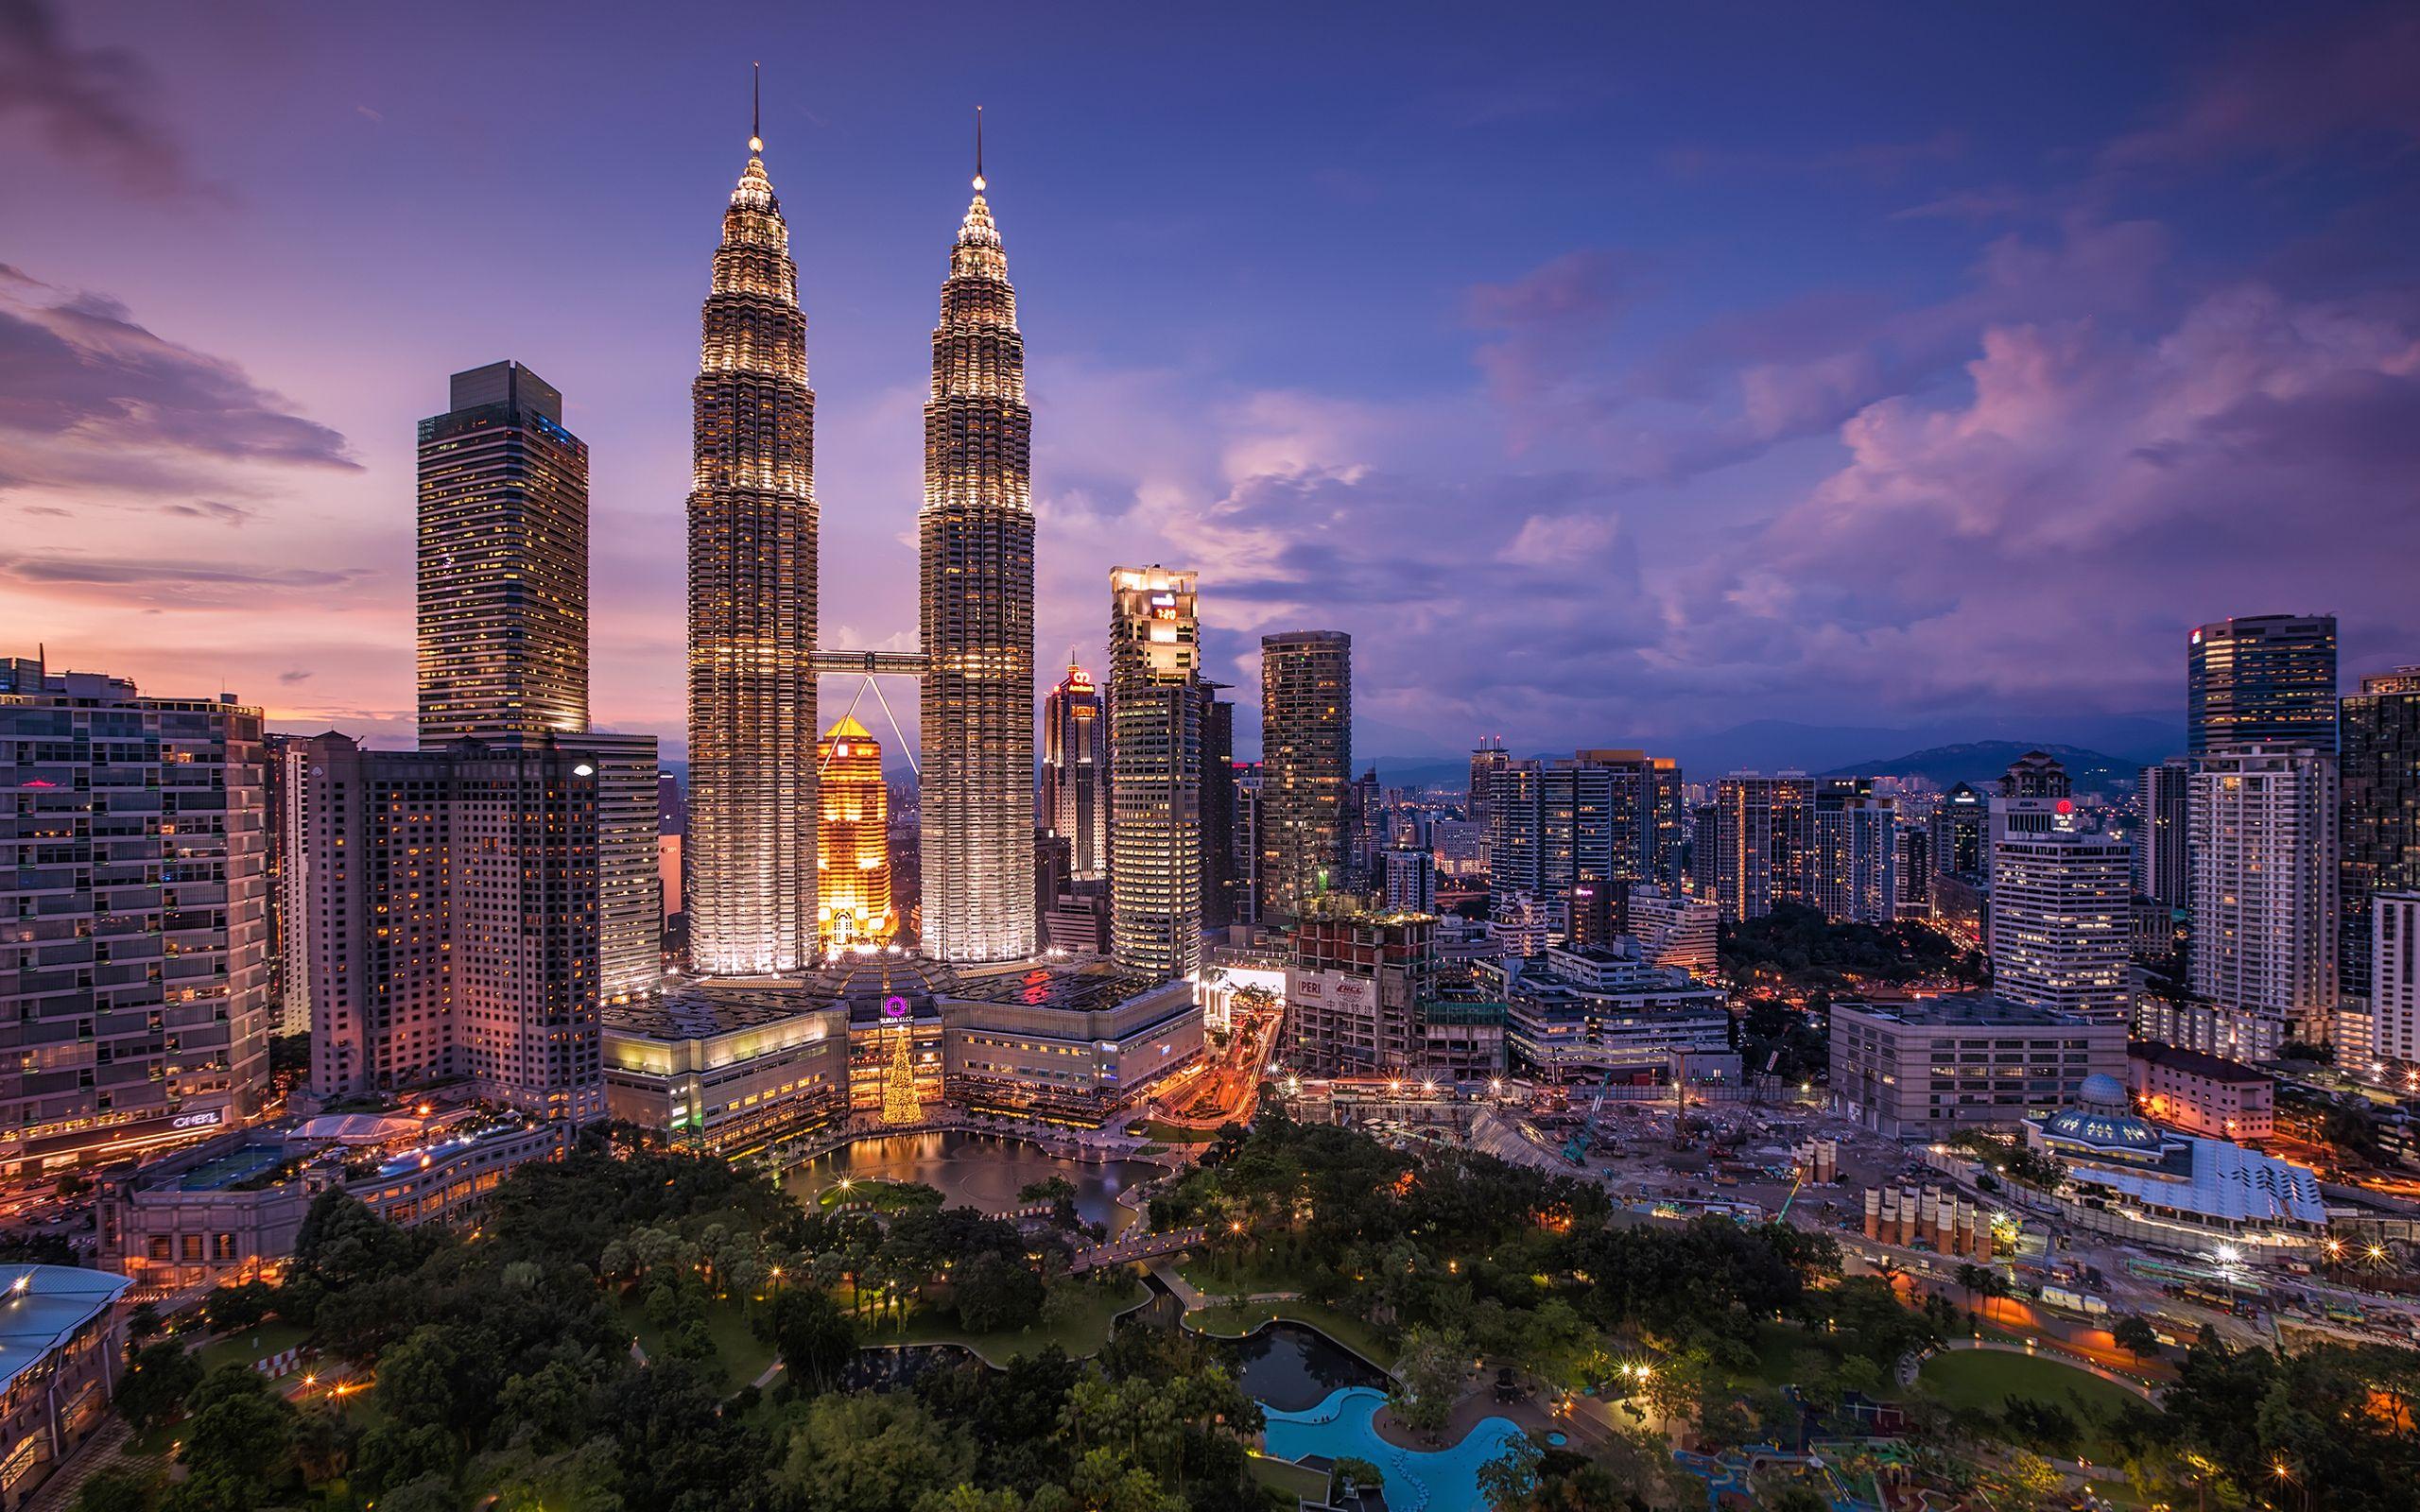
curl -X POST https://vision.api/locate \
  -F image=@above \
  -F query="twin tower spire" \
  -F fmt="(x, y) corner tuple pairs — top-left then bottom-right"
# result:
(686, 69), (1036, 977)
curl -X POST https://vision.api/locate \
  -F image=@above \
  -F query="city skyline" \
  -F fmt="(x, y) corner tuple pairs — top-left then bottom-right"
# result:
(6, 3), (2420, 764)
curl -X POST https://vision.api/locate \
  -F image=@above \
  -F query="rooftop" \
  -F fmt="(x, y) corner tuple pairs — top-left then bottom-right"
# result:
(2129, 1040), (2270, 1086)
(1841, 993), (2092, 1029)
(0, 1265), (130, 1396)
(607, 980), (825, 1041)
(946, 957), (1160, 1014)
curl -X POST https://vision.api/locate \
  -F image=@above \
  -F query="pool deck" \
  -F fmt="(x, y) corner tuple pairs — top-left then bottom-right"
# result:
(1369, 1375), (1629, 1458)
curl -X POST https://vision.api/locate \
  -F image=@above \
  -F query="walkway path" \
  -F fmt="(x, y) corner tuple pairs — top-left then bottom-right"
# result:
(1069, 1226), (1202, 1275)
(1146, 1255), (1302, 1311)
(24, 1418), (130, 1512)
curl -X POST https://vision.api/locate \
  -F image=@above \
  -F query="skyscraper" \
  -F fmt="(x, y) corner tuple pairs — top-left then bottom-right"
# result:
(1810, 779), (1899, 924)
(1260, 630), (1352, 923)
(1468, 738), (1509, 833)
(687, 94), (818, 977)
(1989, 759), (2131, 1025)
(920, 128), (1037, 964)
(294, 732), (604, 1120)
(1041, 662), (1106, 881)
(1487, 750), (1685, 928)
(816, 716), (895, 953)
(1199, 687), (1238, 929)
(1712, 773), (1814, 922)
(1108, 567), (1202, 979)
(2135, 758), (2191, 914)
(0, 660), (271, 1175)
(2341, 667), (2420, 1002)
(1928, 782), (1991, 882)
(2188, 613), (2339, 755)
(2191, 745), (2340, 1059)
(417, 361), (588, 742)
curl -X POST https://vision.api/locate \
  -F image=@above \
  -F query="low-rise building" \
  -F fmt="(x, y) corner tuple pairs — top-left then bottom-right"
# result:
(1829, 994), (2126, 1136)
(2128, 1040), (2273, 1142)
(2025, 1074), (2324, 1252)
(945, 968), (1201, 1124)
(1288, 906), (1441, 1077)
(602, 984), (847, 1154)
(0, 1265), (130, 1511)
(1494, 943), (1728, 1081)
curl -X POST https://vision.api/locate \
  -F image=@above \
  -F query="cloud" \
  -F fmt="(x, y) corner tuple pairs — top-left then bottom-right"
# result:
(2102, 7), (2420, 170)
(278, 668), (313, 684)
(159, 499), (253, 524)
(0, 552), (372, 608)
(0, 277), (356, 494)
(0, 0), (200, 197)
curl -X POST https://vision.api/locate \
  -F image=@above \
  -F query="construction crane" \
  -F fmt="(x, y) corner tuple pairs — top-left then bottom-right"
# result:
(1561, 1069), (1618, 1164)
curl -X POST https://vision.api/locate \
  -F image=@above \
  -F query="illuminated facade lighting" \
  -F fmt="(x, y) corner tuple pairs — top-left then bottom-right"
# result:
(1109, 566), (1203, 980)
(1042, 662), (1106, 881)
(687, 99), (818, 976)
(2190, 745), (2339, 1060)
(1259, 630), (1353, 924)
(919, 133), (1037, 963)
(817, 716), (895, 954)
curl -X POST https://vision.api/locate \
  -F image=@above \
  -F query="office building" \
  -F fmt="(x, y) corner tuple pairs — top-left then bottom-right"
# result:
(416, 361), (588, 743)
(2190, 745), (2339, 1060)
(1040, 662), (1105, 882)
(1200, 685), (1239, 928)
(815, 716), (894, 953)
(291, 732), (604, 1122)
(1827, 995), (2126, 1136)
(1468, 737), (1509, 834)
(263, 731), (302, 1035)
(1895, 824), (1930, 917)
(1230, 762), (1263, 928)
(1711, 772), (1813, 921)
(0, 661), (272, 1176)
(1494, 942), (1728, 1081)
(1260, 630), (1352, 922)
(2135, 758), (2191, 913)
(2342, 668), (2420, 1002)
(2188, 613), (2337, 756)
(1989, 757), (2132, 1025)
(1288, 902), (1441, 1077)
(1627, 886), (1719, 978)
(582, 732), (662, 1002)
(920, 153), (1039, 964)
(1929, 782), (1991, 884)
(1107, 567), (1202, 979)
(1429, 818), (1486, 879)
(687, 110), (819, 976)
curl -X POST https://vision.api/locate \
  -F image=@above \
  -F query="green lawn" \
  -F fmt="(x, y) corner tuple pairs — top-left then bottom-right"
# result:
(1133, 1119), (1218, 1145)
(1185, 1299), (1398, 1371)
(1247, 1452), (1331, 1501)
(615, 1294), (777, 1391)
(1916, 1348), (2146, 1431)
(1736, 1319), (1838, 1390)
(195, 1319), (310, 1378)
(866, 1278), (1151, 1366)
(1176, 1252), (1302, 1298)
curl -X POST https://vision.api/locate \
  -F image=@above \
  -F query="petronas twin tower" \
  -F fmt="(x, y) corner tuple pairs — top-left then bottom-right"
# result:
(687, 90), (1035, 976)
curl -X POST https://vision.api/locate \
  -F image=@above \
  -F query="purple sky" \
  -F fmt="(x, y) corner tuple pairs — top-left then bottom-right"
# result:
(4, 1), (2416, 761)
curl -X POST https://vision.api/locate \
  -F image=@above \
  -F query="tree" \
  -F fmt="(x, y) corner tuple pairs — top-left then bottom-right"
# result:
(72, 1467), (155, 1512)
(174, 1364), (300, 1511)
(1331, 1455), (1384, 1500)
(1390, 1324), (1469, 1435)
(757, 1285), (856, 1395)
(115, 1340), (201, 1432)
(2112, 1314), (2160, 1364)
(770, 1393), (977, 1512)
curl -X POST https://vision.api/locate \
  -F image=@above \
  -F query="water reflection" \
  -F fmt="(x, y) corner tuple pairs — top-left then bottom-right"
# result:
(1230, 1322), (1387, 1413)
(785, 1129), (1159, 1235)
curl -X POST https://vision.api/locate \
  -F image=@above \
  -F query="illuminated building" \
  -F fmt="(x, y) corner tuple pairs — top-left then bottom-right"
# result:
(1467, 737), (1509, 835)
(0, 659), (272, 1176)
(416, 361), (588, 742)
(1260, 630), (1352, 923)
(1810, 779), (1897, 924)
(2128, 1041), (2274, 1142)
(1492, 752), (1687, 931)
(1199, 685), (1239, 928)
(815, 715), (894, 953)
(2341, 667), (2420, 1003)
(919, 128), (1037, 964)
(1711, 772), (1814, 922)
(1041, 663), (1106, 881)
(687, 82), (819, 977)
(1288, 902), (1443, 1077)
(1107, 566), (1203, 980)
(2135, 758), (2191, 913)
(2369, 892), (2420, 1067)
(1929, 781), (1991, 884)
(416, 363), (658, 1003)
(1828, 995), (2125, 1136)
(292, 732), (604, 1123)
(1989, 761), (2132, 1026)
(2190, 745), (2339, 1060)
(2188, 613), (2338, 756)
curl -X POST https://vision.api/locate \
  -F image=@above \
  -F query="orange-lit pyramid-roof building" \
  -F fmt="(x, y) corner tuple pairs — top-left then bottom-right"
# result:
(816, 715), (894, 952)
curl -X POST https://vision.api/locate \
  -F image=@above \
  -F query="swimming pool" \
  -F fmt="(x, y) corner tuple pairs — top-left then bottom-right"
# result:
(1262, 1386), (1527, 1512)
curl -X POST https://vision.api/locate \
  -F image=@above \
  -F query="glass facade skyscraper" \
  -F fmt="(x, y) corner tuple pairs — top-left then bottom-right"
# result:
(2188, 613), (2338, 756)
(2342, 667), (2420, 1002)
(1259, 630), (1352, 924)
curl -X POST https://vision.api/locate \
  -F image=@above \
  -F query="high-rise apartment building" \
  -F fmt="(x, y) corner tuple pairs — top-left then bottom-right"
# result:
(1929, 782), (1991, 883)
(1712, 773), (1814, 922)
(919, 154), (1038, 964)
(2370, 892), (2420, 1067)
(687, 112), (818, 977)
(1108, 567), (1202, 979)
(2342, 668), (2420, 1002)
(2190, 745), (2340, 1060)
(580, 733), (663, 1002)
(0, 661), (272, 1175)
(293, 731), (603, 1121)
(417, 361), (588, 743)
(1260, 630), (1352, 923)
(2135, 758), (2191, 913)
(815, 716), (894, 953)
(2188, 613), (2338, 756)
(1486, 750), (1685, 930)
(1988, 761), (2131, 1025)
(1381, 848), (1437, 914)
(1231, 761), (1264, 929)
(1810, 778), (1898, 924)
(263, 730), (301, 1034)
(1041, 663), (1106, 882)
(1468, 737), (1510, 837)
